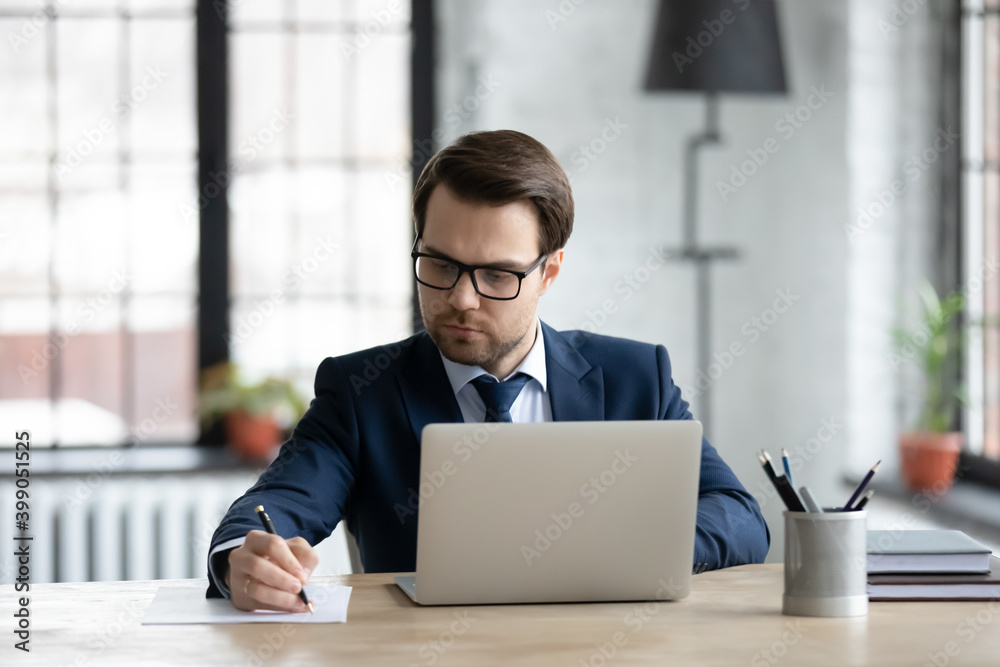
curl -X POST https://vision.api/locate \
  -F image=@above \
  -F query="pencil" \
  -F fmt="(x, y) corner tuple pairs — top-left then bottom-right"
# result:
(762, 451), (808, 511)
(842, 460), (881, 511)
(758, 452), (807, 512)
(781, 448), (795, 487)
(853, 490), (874, 511)
(255, 505), (314, 613)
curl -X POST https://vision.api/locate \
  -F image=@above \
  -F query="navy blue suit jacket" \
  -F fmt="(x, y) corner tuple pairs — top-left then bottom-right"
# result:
(206, 322), (769, 597)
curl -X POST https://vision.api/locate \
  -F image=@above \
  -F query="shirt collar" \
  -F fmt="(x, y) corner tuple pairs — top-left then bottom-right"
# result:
(439, 319), (548, 395)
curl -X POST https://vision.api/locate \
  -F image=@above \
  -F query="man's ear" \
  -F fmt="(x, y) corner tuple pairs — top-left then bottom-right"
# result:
(538, 249), (564, 296)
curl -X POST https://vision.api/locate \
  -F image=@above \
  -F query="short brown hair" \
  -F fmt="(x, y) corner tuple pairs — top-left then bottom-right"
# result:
(412, 130), (574, 255)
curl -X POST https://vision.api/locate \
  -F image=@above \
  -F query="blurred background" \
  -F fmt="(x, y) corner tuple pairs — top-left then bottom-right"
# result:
(0, 0), (998, 584)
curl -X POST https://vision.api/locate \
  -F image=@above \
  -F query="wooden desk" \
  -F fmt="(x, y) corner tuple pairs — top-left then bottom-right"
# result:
(3, 564), (999, 665)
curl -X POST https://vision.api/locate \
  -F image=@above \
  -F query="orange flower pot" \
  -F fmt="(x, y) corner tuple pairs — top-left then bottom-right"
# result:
(225, 410), (281, 462)
(898, 432), (962, 494)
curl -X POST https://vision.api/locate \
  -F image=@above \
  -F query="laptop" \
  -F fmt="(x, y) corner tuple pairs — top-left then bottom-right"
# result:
(394, 420), (703, 605)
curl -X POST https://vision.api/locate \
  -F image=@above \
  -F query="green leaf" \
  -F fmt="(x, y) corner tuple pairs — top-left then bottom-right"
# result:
(917, 279), (942, 320)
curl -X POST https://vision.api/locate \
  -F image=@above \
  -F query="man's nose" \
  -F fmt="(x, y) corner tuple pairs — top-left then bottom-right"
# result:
(447, 271), (481, 310)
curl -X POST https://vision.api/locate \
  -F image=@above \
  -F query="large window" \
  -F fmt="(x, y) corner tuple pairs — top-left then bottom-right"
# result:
(963, 0), (1000, 461)
(0, 0), (415, 448)
(0, 1), (199, 447)
(225, 0), (413, 389)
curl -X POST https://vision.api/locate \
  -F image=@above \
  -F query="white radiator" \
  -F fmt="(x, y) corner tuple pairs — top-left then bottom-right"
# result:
(0, 473), (354, 584)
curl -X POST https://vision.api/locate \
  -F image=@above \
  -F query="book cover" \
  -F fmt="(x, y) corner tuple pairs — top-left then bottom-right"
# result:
(867, 530), (993, 574)
(868, 555), (1000, 601)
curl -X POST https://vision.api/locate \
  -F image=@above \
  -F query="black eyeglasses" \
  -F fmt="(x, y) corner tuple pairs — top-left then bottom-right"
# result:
(411, 238), (548, 301)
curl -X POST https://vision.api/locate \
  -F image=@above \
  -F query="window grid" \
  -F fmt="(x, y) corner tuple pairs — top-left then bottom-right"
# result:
(963, 0), (1000, 460)
(0, 3), (199, 448)
(226, 0), (414, 392)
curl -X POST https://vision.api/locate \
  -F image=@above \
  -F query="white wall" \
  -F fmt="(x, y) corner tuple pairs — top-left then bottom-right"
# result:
(846, 0), (956, 478)
(433, 0), (947, 562)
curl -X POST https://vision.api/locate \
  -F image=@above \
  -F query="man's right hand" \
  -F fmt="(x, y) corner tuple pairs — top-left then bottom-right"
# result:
(225, 530), (319, 612)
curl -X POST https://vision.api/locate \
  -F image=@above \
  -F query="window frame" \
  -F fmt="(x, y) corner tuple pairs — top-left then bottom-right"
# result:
(961, 0), (1000, 489)
(195, 0), (434, 445)
(0, 0), (432, 451)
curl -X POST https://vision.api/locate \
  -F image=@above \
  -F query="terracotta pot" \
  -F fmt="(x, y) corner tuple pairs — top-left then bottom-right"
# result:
(225, 410), (281, 461)
(898, 432), (962, 494)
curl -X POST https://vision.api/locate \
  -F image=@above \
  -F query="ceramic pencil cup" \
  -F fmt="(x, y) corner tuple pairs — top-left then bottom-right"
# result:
(783, 509), (868, 617)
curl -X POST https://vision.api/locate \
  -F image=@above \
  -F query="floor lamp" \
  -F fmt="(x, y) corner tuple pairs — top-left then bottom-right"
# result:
(644, 0), (788, 439)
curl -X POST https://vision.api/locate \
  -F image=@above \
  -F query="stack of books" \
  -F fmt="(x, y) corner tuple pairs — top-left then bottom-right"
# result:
(866, 530), (999, 601)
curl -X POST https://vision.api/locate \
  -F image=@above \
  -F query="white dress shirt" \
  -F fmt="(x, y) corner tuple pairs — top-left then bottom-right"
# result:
(439, 318), (553, 424)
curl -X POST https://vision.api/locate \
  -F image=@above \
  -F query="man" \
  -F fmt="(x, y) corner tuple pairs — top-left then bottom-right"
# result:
(207, 129), (770, 611)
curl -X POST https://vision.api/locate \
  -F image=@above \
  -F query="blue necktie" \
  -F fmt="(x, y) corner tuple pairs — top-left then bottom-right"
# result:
(470, 373), (530, 423)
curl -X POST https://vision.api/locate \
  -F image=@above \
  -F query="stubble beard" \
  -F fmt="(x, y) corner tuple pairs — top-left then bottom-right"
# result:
(420, 301), (533, 371)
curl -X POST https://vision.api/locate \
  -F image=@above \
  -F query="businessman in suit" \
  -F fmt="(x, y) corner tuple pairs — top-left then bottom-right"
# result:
(208, 129), (770, 611)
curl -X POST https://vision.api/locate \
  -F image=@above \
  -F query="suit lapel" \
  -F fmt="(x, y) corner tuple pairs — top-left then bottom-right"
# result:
(397, 333), (464, 443)
(397, 323), (605, 435)
(542, 322), (605, 422)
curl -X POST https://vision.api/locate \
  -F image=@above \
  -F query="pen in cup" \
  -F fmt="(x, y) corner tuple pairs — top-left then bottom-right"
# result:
(781, 448), (795, 488)
(853, 490), (874, 511)
(799, 486), (824, 514)
(758, 451), (807, 512)
(842, 460), (880, 511)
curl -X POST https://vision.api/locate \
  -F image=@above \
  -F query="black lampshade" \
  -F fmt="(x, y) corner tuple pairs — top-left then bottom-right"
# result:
(644, 0), (788, 94)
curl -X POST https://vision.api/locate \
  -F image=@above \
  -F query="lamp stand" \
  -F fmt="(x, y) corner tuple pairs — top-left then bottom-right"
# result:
(666, 93), (740, 439)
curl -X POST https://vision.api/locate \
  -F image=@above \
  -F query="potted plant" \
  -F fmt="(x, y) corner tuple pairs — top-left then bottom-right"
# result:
(891, 280), (966, 494)
(198, 362), (307, 461)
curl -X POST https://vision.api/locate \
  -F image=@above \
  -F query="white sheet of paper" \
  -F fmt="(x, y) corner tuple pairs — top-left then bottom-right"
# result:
(141, 585), (352, 624)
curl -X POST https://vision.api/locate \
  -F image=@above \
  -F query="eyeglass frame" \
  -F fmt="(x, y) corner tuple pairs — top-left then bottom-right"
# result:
(410, 237), (549, 301)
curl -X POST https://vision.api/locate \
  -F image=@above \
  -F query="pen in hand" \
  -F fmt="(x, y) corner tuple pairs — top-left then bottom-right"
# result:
(255, 505), (315, 613)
